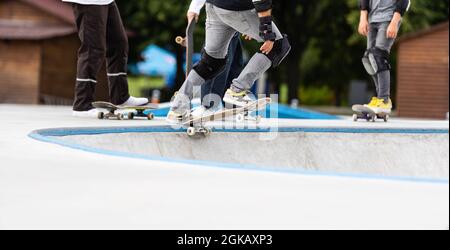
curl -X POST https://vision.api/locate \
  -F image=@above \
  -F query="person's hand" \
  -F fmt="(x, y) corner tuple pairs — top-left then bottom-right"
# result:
(386, 22), (399, 39)
(260, 40), (274, 55)
(358, 19), (369, 36)
(187, 12), (199, 23)
(242, 34), (253, 41)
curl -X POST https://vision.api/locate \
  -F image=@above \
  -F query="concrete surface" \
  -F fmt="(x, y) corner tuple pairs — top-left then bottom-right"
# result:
(0, 104), (449, 229)
(54, 131), (449, 179)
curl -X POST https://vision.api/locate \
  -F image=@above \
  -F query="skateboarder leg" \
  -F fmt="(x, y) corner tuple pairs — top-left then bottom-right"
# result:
(358, 0), (410, 115)
(187, 0), (245, 119)
(192, 33), (245, 119)
(63, 0), (149, 118)
(167, 0), (291, 123)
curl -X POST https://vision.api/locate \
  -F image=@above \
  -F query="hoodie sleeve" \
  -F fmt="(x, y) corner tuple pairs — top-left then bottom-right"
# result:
(359, 0), (370, 11)
(395, 0), (411, 16)
(188, 0), (206, 15)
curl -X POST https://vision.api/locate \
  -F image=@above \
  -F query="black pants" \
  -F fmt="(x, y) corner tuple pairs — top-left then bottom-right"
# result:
(201, 33), (244, 109)
(72, 2), (130, 111)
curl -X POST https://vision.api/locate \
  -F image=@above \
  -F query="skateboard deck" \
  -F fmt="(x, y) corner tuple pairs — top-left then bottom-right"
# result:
(183, 97), (271, 136)
(93, 101), (158, 120)
(175, 19), (196, 76)
(352, 104), (390, 122)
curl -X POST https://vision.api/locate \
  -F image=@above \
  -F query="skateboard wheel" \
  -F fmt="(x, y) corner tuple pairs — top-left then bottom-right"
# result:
(204, 128), (212, 136)
(128, 112), (135, 120)
(371, 116), (376, 122)
(175, 36), (184, 45)
(384, 115), (389, 122)
(236, 114), (245, 123)
(352, 114), (358, 122)
(98, 112), (104, 120)
(118, 114), (125, 120)
(147, 113), (155, 120)
(187, 127), (196, 137)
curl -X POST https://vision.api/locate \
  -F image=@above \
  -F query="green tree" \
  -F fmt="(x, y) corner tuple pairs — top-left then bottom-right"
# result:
(117, 0), (202, 91)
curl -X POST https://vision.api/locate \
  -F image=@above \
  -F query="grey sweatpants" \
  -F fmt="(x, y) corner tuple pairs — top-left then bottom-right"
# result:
(173, 3), (283, 112)
(367, 21), (397, 100)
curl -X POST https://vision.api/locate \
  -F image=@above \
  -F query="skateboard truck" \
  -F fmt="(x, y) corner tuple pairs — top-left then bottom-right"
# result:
(186, 125), (212, 137)
(353, 113), (389, 123)
(93, 101), (156, 121)
(98, 110), (155, 121)
(185, 108), (213, 137)
(352, 105), (389, 123)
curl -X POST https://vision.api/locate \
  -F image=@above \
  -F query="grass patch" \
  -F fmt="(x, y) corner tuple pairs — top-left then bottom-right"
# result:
(279, 84), (334, 106)
(299, 85), (334, 106)
(128, 76), (165, 96)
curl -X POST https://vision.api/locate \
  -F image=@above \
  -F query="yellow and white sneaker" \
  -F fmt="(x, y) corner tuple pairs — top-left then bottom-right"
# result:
(223, 89), (255, 107)
(366, 97), (393, 114)
(364, 97), (379, 108)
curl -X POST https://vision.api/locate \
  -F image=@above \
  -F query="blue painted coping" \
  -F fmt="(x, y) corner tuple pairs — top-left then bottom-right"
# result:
(28, 125), (449, 185)
(148, 104), (340, 120)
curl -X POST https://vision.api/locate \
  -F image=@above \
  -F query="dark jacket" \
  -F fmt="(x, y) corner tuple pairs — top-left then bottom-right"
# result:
(360, 0), (410, 16)
(206, 0), (254, 11)
(360, 0), (410, 23)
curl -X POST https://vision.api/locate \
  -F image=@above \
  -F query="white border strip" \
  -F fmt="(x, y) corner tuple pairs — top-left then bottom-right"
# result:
(76, 78), (97, 83)
(107, 72), (127, 77)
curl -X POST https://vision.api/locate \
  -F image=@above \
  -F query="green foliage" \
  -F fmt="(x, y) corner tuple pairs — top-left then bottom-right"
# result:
(118, 1), (185, 44)
(402, 0), (450, 32)
(280, 84), (334, 106)
(117, 0), (206, 51)
(128, 76), (165, 97)
(299, 86), (335, 106)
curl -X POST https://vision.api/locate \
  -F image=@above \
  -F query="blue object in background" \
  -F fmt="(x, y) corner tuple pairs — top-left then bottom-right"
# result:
(129, 44), (177, 87)
(148, 103), (340, 120)
(129, 44), (201, 88)
(261, 104), (339, 120)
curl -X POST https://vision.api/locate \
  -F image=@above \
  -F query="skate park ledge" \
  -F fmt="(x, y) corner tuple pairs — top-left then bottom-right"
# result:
(29, 125), (449, 184)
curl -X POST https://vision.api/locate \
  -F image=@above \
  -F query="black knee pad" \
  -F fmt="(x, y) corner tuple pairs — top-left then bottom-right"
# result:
(265, 34), (291, 68)
(362, 50), (376, 75)
(368, 47), (391, 73)
(193, 50), (227, 80)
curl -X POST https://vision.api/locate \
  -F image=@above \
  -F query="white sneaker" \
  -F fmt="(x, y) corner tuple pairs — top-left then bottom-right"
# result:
(72, 109), (99, 118)
(166, 109), (190, 124)
(119, 96), (149, 107)
(191, 106), (220, 120)
(223, 89), (255, 107)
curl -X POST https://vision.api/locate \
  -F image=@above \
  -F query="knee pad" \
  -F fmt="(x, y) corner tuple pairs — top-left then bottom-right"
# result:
(253, 0), (272, 12)
(193, 50), (227, 80)
(265, 34), (291, 68)
(362, 50), (376, 76)
(368, 47), (391, 73)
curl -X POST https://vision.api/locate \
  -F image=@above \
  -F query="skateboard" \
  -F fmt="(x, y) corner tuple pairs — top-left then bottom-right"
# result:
(92, 101), (158, 120)
(175, 19), (196, 76)
(352, 104), (390, 122)
(183, 97), (272, 137)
